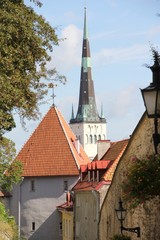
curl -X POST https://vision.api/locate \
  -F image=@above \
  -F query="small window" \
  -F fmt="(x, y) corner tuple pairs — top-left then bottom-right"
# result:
(90, 135), (93, 144)
(59, 222), (62, 236)
(32, 222), (35, 231)
(86, 134), (88, 144)
(30, 180), (35, 192)
(94, 135), (97, 143)
(64, 180), (68, 192)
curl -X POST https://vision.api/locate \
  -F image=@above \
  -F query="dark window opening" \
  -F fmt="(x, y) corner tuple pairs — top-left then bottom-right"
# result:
(59, 222), (62, 236)
(30, 180), (35, 191)
(64, 180), (68, 191)
(32, 222), (35, 231)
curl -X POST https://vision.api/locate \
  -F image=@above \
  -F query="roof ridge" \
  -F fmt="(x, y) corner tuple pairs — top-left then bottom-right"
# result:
(16, 108), (49, 156)
(55, 107), (80, 170)
(112, 138), (129, 144)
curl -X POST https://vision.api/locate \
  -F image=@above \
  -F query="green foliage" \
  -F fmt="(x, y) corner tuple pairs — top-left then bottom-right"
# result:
(0, 137), (22, 191)
(122, 154), (160, 208)
(0, 202), (8, 222)
(0, 202), (19, 239)
(0, 0), (66, 135)
(111, 234), (131, 240)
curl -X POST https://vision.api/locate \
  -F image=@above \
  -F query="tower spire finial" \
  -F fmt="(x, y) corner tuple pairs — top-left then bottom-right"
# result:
(48, 82), (57, 107)
(71, 104), (74, 120)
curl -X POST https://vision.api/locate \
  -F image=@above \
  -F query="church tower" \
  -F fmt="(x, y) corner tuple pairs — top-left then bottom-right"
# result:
(69, 8), (107, 159)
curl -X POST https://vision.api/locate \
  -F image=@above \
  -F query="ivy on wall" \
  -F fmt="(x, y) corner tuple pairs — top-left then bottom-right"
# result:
(122, 154), (160, 208)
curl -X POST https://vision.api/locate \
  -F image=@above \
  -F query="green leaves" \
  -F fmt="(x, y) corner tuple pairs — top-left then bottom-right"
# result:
(0, 0), (66, 134)
(0, 137), (22, 191)
(122, 154), (160, 208)
(0, 202), (18, 239)
(111, 234), (131, 240)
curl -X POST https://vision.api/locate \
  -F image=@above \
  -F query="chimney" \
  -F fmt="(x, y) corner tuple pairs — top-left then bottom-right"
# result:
(97, 140), (111, 160)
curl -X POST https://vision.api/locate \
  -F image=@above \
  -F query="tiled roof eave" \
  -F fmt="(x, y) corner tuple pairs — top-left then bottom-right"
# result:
(55, 107), (80, 170)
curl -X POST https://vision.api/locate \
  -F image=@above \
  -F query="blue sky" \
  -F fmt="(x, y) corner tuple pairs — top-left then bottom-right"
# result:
(5, 0), (160, 152)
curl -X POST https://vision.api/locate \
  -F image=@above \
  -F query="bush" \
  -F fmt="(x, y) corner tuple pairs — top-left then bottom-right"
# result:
(0, 202), (18, 239)
(122, 154), (160, 208)
(111, 234), (131, 240)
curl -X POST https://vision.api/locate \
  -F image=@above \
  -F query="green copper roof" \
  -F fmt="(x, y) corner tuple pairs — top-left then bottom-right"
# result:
(70, 8), (106, 124)
(83, 7), (88, 40)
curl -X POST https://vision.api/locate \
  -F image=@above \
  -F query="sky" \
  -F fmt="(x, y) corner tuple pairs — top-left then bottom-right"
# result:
(5, 0), (160, 152)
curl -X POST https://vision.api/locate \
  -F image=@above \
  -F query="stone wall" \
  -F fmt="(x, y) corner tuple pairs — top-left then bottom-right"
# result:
(99, 113), (160, 240)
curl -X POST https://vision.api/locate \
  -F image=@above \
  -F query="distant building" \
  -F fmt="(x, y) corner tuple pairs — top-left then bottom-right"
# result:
(72, 139), (128, 240)
(70, 8), (107, 160)
(8, 106), (90, 240)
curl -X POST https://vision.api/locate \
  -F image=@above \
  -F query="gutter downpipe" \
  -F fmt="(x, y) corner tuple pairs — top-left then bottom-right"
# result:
(18, 177), (24, 239)
(92, 190), (100, 240)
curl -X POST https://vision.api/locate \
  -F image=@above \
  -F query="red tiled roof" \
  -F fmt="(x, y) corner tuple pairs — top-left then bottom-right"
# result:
(80, 160), (110, 172)
(57, 201), (73, 211)
(73, 139), (129, 191)
(102, 139), (129, 181)
(0, 191), (12, 197)
(73, 180), (110, 191)
(101, 139), (128, 161)
(73, 181), (100, 191)
(96, 160), (110, 169)
(80, 165), (88, 173)
(16, 106), (90, 177)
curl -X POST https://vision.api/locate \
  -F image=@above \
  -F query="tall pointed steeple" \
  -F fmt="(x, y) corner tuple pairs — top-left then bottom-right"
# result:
(69, 8), (107, 160)
(70, 8), (105, 123)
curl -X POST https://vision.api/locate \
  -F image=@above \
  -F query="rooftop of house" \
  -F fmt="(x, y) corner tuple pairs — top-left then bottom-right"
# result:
(16, 105), (90, 177)
(0, 191), (12, 197)
(57, 191), (73, 212)
(73, 139), (129, 191)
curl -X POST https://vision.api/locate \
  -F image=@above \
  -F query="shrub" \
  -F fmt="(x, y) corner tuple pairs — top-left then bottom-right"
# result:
(122, 154), (160, 208)
(111, 234), (131, 240)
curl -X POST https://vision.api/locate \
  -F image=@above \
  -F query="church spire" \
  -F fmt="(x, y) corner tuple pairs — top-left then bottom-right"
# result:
(71, 104), (74, 120)
(70, 8), (105, 123)
(69, 7), (107, 159)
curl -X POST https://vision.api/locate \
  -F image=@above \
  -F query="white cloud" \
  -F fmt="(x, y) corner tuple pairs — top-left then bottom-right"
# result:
(48, 24), (82, 72)
(106, 0), (118, 7)
(106, 84), (138, 118)
(148, 26), (160, 39)
(93, 44), (149, 66)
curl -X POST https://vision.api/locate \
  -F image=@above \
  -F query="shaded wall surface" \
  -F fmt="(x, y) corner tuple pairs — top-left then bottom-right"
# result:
(99, 114), (160, 240)
(75, 191), (99, 240)
(9, 176), (78, 240)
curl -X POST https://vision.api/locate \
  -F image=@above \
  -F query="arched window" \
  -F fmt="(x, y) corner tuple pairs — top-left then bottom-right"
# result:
(90, 135), (93, 144)
(103, 134), (106, 140)
(94, 135), (97, 144)
(86, 135), (88, 144)
(98, 135), (101, 140)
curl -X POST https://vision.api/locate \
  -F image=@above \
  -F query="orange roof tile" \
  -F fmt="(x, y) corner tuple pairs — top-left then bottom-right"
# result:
(16, 106), (90, 177)
(73, 181), (100, 191)
(73, 139), (129, 191)
(96, 160), (110, 169)
(102, 139), (129, 181)
(0, 191), (12, 197)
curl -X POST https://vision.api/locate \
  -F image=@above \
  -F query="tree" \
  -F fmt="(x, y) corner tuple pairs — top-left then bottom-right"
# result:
(0, 0), (66, 135)
(0, 201), (19, 239)
(0, 137), (22, 191)
(0, 0), (67, 195)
